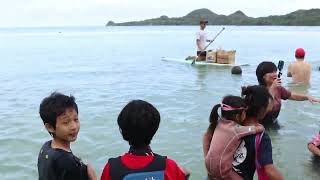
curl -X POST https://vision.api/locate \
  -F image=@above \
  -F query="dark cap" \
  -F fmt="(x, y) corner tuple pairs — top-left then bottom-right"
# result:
(200, 20), (208, 24)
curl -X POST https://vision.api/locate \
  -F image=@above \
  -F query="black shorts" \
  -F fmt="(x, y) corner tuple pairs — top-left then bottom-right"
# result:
(197, 51), (207, 57)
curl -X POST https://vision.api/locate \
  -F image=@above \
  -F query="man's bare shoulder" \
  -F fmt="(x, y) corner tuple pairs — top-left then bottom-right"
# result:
(305, 62), (311, 67)
(289, 62), (299, 69)
(293, 61), (311, 67)
(301, 61), (311, 68)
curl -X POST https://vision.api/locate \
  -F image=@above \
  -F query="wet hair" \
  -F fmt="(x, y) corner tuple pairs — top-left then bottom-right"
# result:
(256, 61), (277, 85)
(295, 54), (305, 59)
(241, 85), (272, 118)
(208, 95), (246, 134)
(118, 100), (160, 148)
(39, 92), (78, 136)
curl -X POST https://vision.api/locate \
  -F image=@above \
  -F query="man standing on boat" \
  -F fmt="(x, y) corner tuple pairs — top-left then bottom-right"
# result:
(196, 20), (211, 61)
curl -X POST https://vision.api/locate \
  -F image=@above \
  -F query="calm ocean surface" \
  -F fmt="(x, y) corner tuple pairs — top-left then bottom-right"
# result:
(0, 26), (320, 179)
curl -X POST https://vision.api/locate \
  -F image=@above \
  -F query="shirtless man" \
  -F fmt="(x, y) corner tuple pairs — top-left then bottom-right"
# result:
(287, 48), (311, 85)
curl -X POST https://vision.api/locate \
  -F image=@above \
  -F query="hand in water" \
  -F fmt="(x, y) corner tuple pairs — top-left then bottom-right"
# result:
(180, 167), (191, 179)
(87, 164), (97, 180)
(308, 96), (320, 104)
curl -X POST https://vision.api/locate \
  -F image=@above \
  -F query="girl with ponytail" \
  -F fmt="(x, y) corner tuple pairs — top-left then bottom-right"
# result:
(203, 95), (264, 180)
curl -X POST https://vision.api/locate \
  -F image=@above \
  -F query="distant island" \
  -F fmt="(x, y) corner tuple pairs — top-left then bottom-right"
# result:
(106, 8), (320, 26)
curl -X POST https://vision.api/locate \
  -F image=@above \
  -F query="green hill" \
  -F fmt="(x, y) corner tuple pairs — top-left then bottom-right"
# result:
(106, 8), (320, 26)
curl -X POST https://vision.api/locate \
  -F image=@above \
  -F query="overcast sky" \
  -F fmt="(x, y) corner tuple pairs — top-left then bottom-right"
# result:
(1, 0), (320, 27)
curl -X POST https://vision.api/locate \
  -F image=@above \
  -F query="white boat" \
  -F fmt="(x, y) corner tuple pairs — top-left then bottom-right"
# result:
(161, 57), (249, 67)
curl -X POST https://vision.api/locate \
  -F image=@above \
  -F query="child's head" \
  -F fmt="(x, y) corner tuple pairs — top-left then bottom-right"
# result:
(39, 92), (79, 142)
(118, 100), (160, 148)
(208, 95), (247, 133)
(241, 85), (273, 121)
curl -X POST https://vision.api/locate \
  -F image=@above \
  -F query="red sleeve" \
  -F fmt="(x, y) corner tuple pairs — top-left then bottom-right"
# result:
(280, 86), (291, 100)
(100, 163), (111, 180)
(164, 158), (186, 180)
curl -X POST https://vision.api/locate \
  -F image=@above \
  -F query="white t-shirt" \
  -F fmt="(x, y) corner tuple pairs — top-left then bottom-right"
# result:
(196, 30), (208, 51)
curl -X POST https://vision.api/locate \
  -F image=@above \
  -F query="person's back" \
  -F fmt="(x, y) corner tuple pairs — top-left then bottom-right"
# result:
(205, 119), (261, 179)
(287, 48), (311, 84)
(100, 100), (189, 180)
(233, 132), (272, 180)
(288, 61), (311, 84)
(203, 96), (263, 180)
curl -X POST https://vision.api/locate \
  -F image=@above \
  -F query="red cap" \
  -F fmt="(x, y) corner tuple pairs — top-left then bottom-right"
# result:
(295, 48), (305, 57)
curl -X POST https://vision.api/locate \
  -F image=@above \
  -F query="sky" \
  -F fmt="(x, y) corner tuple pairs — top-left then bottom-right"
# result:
(1, 0), (320, 27)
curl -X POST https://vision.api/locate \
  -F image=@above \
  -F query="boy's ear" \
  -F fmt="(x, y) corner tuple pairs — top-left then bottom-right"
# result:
(45, 123), (55, 134)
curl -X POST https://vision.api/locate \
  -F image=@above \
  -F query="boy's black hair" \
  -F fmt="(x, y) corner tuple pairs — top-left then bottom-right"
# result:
(256, 61), (277, 86)
(117, 100), (160, 148)
(241, 85), (272, 118)
(39, 92), (78, 135)
(208, 95), (246, 133)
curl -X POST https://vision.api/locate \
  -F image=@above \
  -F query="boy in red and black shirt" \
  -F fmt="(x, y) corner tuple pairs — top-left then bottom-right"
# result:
(100, 100), (190, 180)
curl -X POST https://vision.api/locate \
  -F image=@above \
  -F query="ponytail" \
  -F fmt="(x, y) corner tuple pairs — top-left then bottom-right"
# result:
(241, 85), (272, 118)
(241, 86), (253, 103)
(208, 104), (221, 135)
(241, 86), (251, 97)
(241, 86), (247, 96)
(207, 95), (247, 135)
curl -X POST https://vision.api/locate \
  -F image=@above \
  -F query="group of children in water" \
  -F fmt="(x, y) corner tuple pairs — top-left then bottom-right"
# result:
(37, 60), (320, 180)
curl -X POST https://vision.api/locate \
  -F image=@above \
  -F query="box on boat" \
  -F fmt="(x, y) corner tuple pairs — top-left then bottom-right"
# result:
(206, 50), (236, 64)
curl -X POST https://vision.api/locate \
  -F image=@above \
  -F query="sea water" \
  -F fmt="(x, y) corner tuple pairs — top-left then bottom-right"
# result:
(0, 26), (320, 179)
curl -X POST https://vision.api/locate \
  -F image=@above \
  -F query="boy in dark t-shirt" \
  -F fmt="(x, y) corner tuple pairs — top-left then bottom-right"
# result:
(38, 140), (88, 180)
(38, 92), (96, 180)
(236, 85), (283, 180)
(233, 133), (273, 180)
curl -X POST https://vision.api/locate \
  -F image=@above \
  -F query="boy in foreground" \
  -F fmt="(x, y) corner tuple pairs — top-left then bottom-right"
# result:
(100, 100), (190, 180)
(38, 92), (96, 180)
